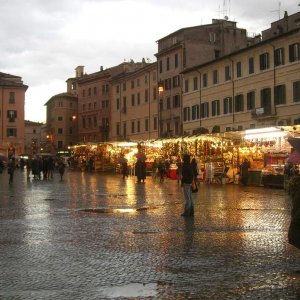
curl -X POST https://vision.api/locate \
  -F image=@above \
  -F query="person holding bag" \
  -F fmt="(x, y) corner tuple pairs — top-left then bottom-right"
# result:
(181, 154), (194, 217)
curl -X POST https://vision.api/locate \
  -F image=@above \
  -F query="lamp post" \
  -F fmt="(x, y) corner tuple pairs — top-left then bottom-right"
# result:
(158, 80), (164, 138)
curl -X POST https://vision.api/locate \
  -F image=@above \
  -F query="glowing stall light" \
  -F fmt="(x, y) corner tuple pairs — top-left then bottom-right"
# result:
(244, 127), (287, 140)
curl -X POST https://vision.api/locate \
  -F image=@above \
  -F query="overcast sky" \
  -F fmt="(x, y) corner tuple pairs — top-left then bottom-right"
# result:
(0, 0), (299, 123)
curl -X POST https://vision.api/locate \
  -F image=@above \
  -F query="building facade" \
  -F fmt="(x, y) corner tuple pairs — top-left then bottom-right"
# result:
(110, 62), (158, 141)
(155, 18), (255, 138)
(45, 93), (78, 153)
(24, 120), (44, 155)
(0, 72), (28, 157)
(76, 61), (150, 143)
(181, 28), (300, 134)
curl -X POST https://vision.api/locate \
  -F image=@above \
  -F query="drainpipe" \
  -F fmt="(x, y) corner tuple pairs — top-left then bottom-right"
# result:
(229, 58), (235, 125)
(269, 43), (277, 115)
(195, 70), (202, 128)
(148, 70), (151, 140)
(119, 83), (122, 140)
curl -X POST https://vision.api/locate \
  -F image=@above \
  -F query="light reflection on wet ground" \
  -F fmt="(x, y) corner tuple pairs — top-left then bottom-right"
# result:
(0, 169), (299, 299)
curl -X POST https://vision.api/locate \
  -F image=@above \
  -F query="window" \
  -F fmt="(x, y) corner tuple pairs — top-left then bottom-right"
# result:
(153, 87), (157, 100)
(7, 128), (17, 137)
(137, 92), (141, 104)
(93, 87), (97, 95)
(145, 75), (148, 84)
(191, 105), (200, 120)
(247, 91), (255, 110)
(248, 57), (254, 74)
(58, 128), (63, 134)
(203, 73), (208, 87)
(58, 101), (63, 107)
(123, 122), (127, 138)
(9, 92), (15, 104)
(116, 123), (120, 136)
(174, 120), (179, 135)
(137, 120), (140, 132)
(223, 97), (232, 114)
(167, 57), (170, 71)
(201, 102), (209, 118)
(235, 94), (244, 112)
(7, 110), (17, 122)
(58, 116), (63, 121)
(167, 97), (171, 109)
(193, 77), (198, 90)
(145, 89), (148, 102)
(88, 88), (91, 96)
(289, 43), (300, 62)
(116, 85), (120, 93)
(131, 94), (135, 106)
(137, 78), (140, 87)
(57, 141), (63, 149)
(173, 75), (180, 88)
(274, 84), (286, 105)
(93, 116), (97, 127)
(145, 118), (149, 131)
(153, 116), (157, 130)
(131, 80), (134, 89)
(131, 121), (135, 134)
(82, 89), (85, 97)
(173, 95), (180, 108)
(122, 82), (126, 91)
(175, 54), (179, 68)
(116, 98), (120, 110)
(209, 32), (216, 43)
(159, 60), (163, 73)
(82, 117), (86, 128)
(183, 107), (190, 122)
(260, 88), (271, 114)
(225, 65), (231, 81)
(213, 70), (218, 84)
(212, 100), (220, 116)
(260, 52), (269, 70)
(274, 48), (285, 66)
(236, 62), (242, 78)
(293, 81), (300, 102)
(184, 79), (189, 93)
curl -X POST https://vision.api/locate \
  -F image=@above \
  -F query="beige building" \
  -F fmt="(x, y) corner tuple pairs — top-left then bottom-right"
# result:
(110, 62), (158, 141)
(181, 27), (300, 134)
(76, 61), (150, 143)
(155, 18), (255, 138)
(45, 93), (78, 153)
(0, 72), (28, 157)
(24, 120), (44, 155)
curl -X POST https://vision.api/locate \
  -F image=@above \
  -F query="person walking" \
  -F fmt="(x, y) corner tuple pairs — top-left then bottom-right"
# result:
(181, 154), (194, 217)
(240, 158), (250, 186)
(176, 157), (183, 184)
(7, 157), (16, 184)
(58, 159), (66, 181)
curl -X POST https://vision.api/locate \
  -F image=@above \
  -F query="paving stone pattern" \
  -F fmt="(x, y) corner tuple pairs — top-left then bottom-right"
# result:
(0, 169), (299, 299)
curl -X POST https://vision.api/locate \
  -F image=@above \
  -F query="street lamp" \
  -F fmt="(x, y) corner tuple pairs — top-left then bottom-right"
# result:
(158, 80), (164, 138)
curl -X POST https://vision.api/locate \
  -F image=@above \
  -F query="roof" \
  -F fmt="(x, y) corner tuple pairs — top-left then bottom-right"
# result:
(44, 92), (77, 105)
(182, 27), (300, 74)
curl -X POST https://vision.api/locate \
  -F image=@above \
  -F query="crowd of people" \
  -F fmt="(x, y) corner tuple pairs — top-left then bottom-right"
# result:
(0, 155), (66, 184)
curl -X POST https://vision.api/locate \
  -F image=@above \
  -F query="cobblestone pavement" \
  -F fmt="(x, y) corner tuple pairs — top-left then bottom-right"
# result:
(0, 169), (299, 299)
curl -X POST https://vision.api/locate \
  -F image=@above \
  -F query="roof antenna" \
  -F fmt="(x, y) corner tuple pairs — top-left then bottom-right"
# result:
(271, 1), (281, 19)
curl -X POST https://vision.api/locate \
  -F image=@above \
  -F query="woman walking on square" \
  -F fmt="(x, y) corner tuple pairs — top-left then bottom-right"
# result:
(181, 154), (194, 217)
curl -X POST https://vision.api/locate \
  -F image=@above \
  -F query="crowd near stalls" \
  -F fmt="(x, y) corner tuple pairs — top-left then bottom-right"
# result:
(70, 126), (300, 187)
(68, 126), (300, 188)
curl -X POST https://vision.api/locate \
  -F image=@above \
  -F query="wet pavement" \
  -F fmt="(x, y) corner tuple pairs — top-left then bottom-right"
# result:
(0, 169), (299, 299)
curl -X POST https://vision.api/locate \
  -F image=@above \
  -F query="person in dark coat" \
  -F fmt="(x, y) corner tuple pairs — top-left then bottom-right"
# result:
(135, 158), (146, 183)
(240, 158), (250, 186)
(7, 157), (16, 184)
(181, 154), (194, 217)
(288, 176), (300, 250)
(58, 160), (66, 181)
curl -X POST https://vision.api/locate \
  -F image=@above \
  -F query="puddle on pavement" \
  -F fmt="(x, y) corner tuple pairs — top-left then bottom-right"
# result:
(101, 283), (157, 298)
(83, 206), (159, 214)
